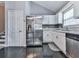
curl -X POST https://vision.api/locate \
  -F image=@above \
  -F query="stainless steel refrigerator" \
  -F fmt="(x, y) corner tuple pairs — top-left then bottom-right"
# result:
(26, 16), (43, 46)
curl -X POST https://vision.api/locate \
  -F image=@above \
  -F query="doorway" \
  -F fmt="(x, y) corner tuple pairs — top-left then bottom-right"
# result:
(0, 3), (5, 49)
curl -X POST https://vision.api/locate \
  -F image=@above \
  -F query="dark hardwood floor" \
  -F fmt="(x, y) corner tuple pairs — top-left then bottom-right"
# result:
(0, 44), (67, 58)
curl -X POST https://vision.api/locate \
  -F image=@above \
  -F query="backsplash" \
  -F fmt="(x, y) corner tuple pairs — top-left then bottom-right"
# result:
(63, 24), (79, 31)
(42, 24), (62, 28)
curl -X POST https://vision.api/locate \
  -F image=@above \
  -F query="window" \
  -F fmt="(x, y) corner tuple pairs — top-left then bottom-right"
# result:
(64, 8), (74, 20)
(63, 8), (74, 26)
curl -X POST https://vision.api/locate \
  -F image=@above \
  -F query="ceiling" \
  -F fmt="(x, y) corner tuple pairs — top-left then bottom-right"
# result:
(33, 1), (69, 13)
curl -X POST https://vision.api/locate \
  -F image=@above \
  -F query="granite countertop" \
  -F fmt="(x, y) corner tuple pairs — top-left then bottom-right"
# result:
(55, 30), (79, 35)
(43, 28), (79, 35)
(43, 28), (60, 31)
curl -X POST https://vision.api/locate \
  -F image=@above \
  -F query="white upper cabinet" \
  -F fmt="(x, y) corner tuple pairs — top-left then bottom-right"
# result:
(48, 15), (57, 24)
(56, 11), (63, 24)
(57, 11), (63, 24)
(42, 15), (57, 24)
(42, 15), (49, 24)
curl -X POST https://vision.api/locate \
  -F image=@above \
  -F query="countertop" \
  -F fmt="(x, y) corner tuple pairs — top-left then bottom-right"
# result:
(43, 28), (79, 35)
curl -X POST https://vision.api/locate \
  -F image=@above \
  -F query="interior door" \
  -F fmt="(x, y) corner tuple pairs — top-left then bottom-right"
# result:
(8, 10), (15, 46)
(8, 10), (25, 46)
(15, 10), (25, 46)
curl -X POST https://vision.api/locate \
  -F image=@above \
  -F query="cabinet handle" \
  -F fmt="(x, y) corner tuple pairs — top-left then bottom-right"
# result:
(56, 36), (58, 38)
(19, 30), (22, 32)
(47, 34), (49, 36)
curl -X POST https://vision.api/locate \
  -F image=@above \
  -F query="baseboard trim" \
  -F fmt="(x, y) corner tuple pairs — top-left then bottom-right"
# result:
(27, 45), (42, 48)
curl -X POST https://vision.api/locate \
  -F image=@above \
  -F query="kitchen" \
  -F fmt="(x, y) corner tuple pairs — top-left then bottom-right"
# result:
(0, 1), (79, 58)
(26, 1), (79, 58)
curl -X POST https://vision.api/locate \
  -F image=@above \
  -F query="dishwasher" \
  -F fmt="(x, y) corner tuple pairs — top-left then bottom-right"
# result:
(66, 33), (79, 58)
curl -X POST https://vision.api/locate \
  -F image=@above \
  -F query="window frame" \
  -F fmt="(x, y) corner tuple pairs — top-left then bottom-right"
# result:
(62, 5), (74, 26)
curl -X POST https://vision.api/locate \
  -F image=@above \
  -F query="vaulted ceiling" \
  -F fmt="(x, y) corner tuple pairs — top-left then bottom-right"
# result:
(33, 1), (69, 13)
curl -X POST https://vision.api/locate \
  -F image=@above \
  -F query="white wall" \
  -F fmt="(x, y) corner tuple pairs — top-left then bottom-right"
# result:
(5, 1), (25, 10)
(5, 2), (8, 47)
(25, 2), (30, 15)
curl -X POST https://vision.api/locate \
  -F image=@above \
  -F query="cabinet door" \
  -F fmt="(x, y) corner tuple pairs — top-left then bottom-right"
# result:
(48, 31), (53, 42)
(58, 11), (63, 24)
(43, 31), (49, 43)
(48, 15), (52, 24)
(49, 15), (56, 24)
(42, 16), (49, 24)
(55, 32), (66, 54)
(43, 31), (52, 43)
(56, 33), (66, 54)
(52, 32), (57, 43)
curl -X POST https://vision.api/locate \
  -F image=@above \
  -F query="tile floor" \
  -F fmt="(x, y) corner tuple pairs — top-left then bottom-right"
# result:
(0, 44), (67, 58)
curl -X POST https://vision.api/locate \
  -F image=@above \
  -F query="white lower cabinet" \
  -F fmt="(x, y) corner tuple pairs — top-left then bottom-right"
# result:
(43, 31), (53, 43)
(43, 30), (66, 54)
(52, 32), (66, 54)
